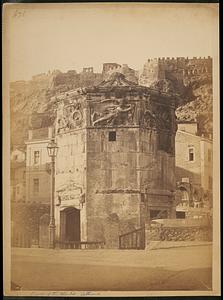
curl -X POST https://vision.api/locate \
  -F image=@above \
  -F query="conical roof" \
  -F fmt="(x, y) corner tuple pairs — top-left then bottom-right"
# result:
(98, 72), (137, 88)
(85, 72), (178, 103)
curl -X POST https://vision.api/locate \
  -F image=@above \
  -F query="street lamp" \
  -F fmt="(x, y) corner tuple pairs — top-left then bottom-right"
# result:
(47, 138), (59, 249)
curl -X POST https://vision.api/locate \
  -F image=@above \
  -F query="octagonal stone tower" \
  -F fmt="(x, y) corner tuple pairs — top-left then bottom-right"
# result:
(54, 73), (177, 248)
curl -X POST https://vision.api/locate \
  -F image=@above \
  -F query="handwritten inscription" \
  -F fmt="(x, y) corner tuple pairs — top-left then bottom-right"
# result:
(13, 10), (26, 18)
(31, 291), (100, 296)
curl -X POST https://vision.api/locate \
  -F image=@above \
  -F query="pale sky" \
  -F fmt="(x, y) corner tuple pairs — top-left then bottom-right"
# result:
(4, 3), (219, 82)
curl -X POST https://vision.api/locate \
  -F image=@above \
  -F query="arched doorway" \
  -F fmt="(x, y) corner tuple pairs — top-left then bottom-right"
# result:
(60, 207), (80, 242)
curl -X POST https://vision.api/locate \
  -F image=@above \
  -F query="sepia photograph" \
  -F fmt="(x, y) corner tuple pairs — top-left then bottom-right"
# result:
(3, 2), (220, 296)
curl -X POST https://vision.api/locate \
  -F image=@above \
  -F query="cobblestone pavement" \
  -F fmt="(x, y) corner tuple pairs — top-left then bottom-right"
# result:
(10, 244), (212, 292)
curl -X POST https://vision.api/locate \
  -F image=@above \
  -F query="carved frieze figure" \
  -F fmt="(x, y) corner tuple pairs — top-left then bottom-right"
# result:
(143, 97), (157, 128)
(57, 99), (65, 115)
(57, 116), (69, 133)
(67, 102), (83, 129)
(56, 99), (83, 133)
(72, 110), (83, 127)
(91, 98), (134, 126)
(154, 105), (172, 130)
(144, 110), (157, 128)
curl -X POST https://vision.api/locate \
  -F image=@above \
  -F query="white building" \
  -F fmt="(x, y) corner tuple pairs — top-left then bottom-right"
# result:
(10, 148), (26, 202)
(175, 121), (213, 218)
(25, 127), (53, 204)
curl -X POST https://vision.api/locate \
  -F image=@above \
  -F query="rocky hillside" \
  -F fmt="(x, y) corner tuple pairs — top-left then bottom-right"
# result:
(10, 70), (102, 147)
(176, 74), (213, 136)
(10, 67), (213, 148)
(10, 75), (52, 147)
(144, 73), (213, 136)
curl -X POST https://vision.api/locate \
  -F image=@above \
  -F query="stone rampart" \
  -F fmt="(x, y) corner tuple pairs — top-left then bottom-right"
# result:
(146, 218), (212, 242)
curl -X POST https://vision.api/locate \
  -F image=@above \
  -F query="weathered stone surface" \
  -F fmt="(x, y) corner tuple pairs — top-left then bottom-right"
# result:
(146, 225), (212, 242)
(146, 218), (212, 243)
(139, 57), (213, 136)
(10, 57), (212, 149)
(54, 73), (177, 248)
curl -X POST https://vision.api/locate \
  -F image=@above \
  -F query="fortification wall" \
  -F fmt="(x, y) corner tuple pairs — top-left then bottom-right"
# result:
(139, 56), (212, 87)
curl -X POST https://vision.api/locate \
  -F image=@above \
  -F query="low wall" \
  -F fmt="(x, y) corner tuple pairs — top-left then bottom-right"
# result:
(146, 218), (212, 242)
(11, 202), (50, 246)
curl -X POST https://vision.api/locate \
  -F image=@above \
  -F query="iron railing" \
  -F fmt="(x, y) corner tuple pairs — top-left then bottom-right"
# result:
(119, 227), (145, 250)
(56, 240), (105, 249)
(12, 231), (32, 248)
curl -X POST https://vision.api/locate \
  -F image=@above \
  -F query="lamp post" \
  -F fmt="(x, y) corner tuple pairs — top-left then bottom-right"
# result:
(47, 138), (59, 249)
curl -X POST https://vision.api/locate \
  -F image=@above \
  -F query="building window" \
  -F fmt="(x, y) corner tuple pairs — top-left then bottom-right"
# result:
(108, 131), (116, 142)
(176, 211), (186, 219)
(33, 178), (39, 194)
(208, 149), (212, 162)
(188, 148), (194, 161)
(34, 151), (40, 164)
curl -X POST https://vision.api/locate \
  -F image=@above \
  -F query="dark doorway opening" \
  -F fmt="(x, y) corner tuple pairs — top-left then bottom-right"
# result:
(176, 211), (186, 219)
(108, 131), (116, 141)
(62, 207), (80, 242)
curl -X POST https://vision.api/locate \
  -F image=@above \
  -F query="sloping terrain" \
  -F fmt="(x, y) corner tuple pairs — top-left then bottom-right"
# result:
(10, 69), (213, 147)
(10, 70), (101, 147)
(176, 75), (213, 136)
(10, 76), (54, 147)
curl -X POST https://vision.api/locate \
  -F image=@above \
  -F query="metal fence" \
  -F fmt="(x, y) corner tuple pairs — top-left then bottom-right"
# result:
(119, 227), (145, 250)
(56, 240), (105, 249)
(12, 231), (32, 248)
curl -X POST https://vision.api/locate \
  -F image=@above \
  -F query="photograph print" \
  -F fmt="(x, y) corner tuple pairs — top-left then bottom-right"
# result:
(3, 2), (220, 296)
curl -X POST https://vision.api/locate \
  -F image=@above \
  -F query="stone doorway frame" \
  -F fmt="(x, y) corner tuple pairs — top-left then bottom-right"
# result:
(60, 207), (81, 242)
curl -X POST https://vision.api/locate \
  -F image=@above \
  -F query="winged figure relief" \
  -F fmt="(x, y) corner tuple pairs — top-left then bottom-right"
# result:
(91, 99), (133, 126)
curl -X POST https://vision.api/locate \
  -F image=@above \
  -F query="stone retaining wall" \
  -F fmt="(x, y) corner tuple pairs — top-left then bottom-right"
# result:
(146, 224), (212, 242)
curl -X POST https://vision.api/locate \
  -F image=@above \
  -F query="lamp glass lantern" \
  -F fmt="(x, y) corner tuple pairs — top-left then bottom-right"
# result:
(47, 139), (59, 158)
